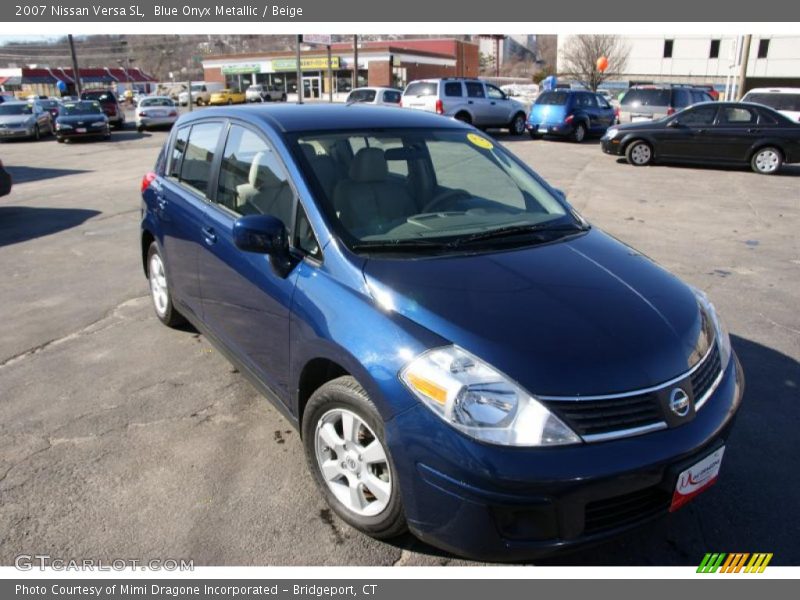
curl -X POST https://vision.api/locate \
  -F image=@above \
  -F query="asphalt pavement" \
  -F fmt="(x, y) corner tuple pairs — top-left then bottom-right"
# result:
(1, 114), (798, 565)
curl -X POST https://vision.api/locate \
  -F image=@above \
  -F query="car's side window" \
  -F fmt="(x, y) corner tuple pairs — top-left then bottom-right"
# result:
(465, 82), (485, 98)
(677, 105), (718, 126)
(179, 121), (223, 196)
(444, 82), (463, 97)
(674, 89), (692, 108)
(168, 126), (190, 178)
(719, 106), (757, 125)
(486, 84), (505, 100)
(596, 95), (611, 109)
(294, 202), (322, 260)
(216, 124), (294, 226)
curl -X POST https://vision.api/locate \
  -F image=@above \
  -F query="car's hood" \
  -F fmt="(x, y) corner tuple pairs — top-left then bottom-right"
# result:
(615, 118), (668, 132)
(0, 115), (33, 126)
(362, 228), (706, 396)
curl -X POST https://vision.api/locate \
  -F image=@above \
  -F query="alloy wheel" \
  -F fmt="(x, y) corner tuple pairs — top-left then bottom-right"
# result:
(314, 408), (392, 517)
(149, 253), (169, 318)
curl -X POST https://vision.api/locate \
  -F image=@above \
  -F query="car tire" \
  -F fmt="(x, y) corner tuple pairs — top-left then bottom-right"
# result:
(33, 125), (40, 141)
(227, 99), (233, 105)
(454, 112), (472, 125)
(137, 125), (145, 133)
(572, 122), (587, 143)
(302, 376), (407, 540)
(146, 242), (185, 328)
(281, 94), (287, 102)
(508, 112), (526, 136)
(625, 140), (653, 166)
(751, 146), (783, 175)
(56, 137), (64, 143)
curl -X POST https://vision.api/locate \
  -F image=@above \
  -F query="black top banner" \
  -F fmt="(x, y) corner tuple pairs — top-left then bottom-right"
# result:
(2, 0), (798, 22)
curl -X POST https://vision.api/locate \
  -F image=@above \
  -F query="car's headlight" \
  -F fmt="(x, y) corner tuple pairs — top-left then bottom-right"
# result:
(90, 121), (105, 127)
(400, 346), (580, 447)
(605, 127), (619, 138)
(56, 123), (72, 130)
(693, 288), (732, 371)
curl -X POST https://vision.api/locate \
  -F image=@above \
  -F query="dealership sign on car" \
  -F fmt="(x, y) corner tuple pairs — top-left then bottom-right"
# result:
(671, 447), (725, 511)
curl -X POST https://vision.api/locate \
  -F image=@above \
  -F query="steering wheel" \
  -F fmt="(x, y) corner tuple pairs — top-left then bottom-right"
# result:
(421, 189), (472, 213)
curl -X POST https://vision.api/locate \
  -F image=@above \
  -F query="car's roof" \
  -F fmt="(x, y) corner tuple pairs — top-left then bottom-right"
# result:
(178, 103), (470, 133)
(1, 100), (32, 105)
(350, 87), (401, 92)
(744, 87), (800, 94)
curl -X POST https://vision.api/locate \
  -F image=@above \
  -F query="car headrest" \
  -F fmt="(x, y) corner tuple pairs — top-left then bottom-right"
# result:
(298, 143), (318, 161)
(349, 147), (388, 183)
(250, 151), (283, 189)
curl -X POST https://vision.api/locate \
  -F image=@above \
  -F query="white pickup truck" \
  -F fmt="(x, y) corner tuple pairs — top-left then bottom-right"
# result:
(245, 84), (287, 103)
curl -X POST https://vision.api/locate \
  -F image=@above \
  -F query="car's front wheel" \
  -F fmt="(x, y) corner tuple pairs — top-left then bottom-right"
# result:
(751, 146), (783, 175)
(626, 140), (653, 166)
(302, 376), (407, 539)
(147, 242), (184, 327)
(572, 122), (587, 143)
(508, 113), (526, 136)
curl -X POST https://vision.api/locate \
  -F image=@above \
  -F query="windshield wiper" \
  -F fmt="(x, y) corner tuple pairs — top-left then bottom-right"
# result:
(350, 239), (450, 252)
(450, 222), (590, 247)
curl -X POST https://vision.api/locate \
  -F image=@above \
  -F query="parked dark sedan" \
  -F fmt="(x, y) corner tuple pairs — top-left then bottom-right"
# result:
(140, 104), (743, 561)
(601, 101), (800, 174)
(55, 101), (111, 142)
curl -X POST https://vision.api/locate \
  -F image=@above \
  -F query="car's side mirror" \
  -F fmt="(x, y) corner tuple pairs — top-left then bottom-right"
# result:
(233, 214), (293, 276)
(553, 188), (567, 200)
(667, 119), (682, 128)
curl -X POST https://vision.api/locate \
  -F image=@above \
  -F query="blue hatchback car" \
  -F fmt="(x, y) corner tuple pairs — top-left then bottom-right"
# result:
(140, 104), (743, 561)
(527, 90), (617, 142)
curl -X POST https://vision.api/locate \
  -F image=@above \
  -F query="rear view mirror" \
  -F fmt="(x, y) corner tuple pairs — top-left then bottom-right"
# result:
(667, 119), (682, 128)
(233, 214), (294, 277)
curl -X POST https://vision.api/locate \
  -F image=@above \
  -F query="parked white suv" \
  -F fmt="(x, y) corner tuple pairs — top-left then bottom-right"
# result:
(246, 84), (287, 103)
(178, 82), (224, 106)
(401, 78), (528, 135)
(741, 87), (800, 122)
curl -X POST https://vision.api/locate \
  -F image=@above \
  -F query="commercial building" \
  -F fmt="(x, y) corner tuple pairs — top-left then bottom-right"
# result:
(557, 34), (800, 92)
(201, 38), (479, 99)
(0, 66), (157, 97)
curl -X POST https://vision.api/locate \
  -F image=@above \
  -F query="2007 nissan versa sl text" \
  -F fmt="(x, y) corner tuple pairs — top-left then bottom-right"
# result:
(139, 104), (743, 561)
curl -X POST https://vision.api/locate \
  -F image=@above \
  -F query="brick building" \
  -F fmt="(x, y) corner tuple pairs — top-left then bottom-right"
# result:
(201, 38), (479, 99)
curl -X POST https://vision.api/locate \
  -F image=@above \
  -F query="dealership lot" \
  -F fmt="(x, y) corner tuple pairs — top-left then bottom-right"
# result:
(1, 116), (798, 566)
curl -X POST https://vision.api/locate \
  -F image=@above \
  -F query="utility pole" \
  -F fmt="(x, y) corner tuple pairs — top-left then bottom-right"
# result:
(296, 35), (303, 104)
(736, 34), (752, 100)
(352, 34), (359, 91)
(327, 43), (333, 103)
(68, 34), (82, 96)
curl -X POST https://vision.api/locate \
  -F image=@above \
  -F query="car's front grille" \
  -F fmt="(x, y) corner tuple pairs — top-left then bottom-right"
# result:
(583, 486), (671, 534)
(542, 341), (724, 442)
(691, 342), (722, 404)
(545, 393), (662, 438)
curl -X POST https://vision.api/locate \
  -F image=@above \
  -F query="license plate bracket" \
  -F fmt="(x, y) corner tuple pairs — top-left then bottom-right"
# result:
(670, 446), (725, 511)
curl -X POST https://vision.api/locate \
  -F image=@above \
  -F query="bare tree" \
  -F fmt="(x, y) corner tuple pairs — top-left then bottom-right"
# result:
(560, 34), (630, 91)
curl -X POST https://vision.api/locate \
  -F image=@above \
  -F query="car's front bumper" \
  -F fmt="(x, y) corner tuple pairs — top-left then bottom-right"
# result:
(385, 353), (744, 561)
(601, 136), (627, 156)
(0, 127), (35, 139)
(56, 126), (109, 139)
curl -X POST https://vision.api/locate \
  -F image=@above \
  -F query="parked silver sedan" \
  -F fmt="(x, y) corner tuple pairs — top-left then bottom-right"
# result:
(0, 100), (53, 141)
(135, 96), (178, 132)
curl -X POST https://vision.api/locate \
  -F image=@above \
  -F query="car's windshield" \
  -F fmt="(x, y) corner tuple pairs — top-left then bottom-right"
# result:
(0, 104), (33, 116)
(535, 92), (569, 105)
(404, 82), (437, 97)
(140, 98), (174, 107)
(40, 100), (59, 108)
(621, 89), (672, 107)
(61, 102), (102, 115)
(83, 91), (114, 102)
(291, 129), (581, 252)
(743, 92), (800, 112)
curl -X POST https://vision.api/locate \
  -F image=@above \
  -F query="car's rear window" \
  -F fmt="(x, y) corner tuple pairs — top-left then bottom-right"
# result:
(404, 82), (437, 97)
(743, 93), (800, 112)
(83, 91), (115, 102)
(382, 91), (401, 104)
(621, 89), (672, 107)
(535, 92), (569, 106)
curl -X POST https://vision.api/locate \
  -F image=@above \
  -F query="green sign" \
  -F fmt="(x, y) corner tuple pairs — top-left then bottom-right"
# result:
(272, 57), (340, 72)
(221, 64), (259, 75)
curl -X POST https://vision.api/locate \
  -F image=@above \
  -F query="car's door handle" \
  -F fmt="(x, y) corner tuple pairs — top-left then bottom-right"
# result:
(490, 101), (496, 105)
(467, 100), (473, 104)
(696, 128), (707, 134)
(201, 226), (217, 245)
(747, 128), (761, 133)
